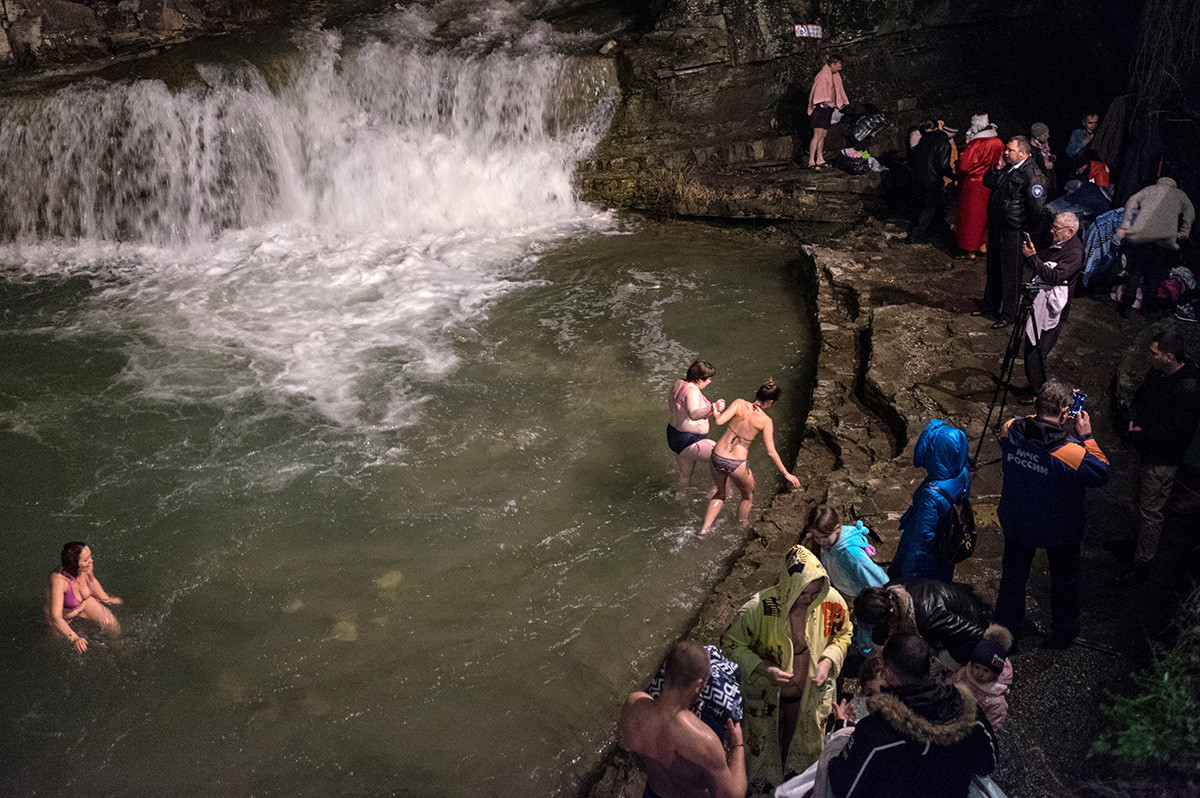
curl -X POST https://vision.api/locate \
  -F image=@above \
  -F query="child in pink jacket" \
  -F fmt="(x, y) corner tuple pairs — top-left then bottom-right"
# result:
(950, 624), (1013, 731)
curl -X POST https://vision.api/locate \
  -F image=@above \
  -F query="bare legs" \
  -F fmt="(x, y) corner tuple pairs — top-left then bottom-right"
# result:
(808, 127), (829, 168)
(675, 439), (717, 497)
(700, 463), (754, 534)
(75, 597), (121, 635)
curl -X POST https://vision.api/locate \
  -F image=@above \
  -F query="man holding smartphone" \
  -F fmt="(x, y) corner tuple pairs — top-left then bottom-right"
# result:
(995, 378), (1109, 651)
(974, 136), (1049, 329)
(1019, 212), (1085, 395)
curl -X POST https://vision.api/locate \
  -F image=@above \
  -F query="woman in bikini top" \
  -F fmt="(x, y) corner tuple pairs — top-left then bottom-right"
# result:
(700, 378), (801, 534)
(44, 541), (122, 653)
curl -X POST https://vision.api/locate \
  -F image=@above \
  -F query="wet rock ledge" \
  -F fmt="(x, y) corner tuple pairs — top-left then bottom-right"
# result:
(587, 216), (1192, 798)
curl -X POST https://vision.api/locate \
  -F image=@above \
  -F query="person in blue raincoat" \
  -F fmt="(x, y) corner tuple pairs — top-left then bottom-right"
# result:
(888, 419), (970, 583)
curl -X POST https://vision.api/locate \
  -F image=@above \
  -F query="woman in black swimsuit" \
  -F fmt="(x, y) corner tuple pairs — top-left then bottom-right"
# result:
(667, 360), (726, 494)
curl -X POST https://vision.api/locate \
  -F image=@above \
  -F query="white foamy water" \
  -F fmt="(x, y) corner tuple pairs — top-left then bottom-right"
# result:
(0, 4), (618, 438)
(0, 6), (817, 797)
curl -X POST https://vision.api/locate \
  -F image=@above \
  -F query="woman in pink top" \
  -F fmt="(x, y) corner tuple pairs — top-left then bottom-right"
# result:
(45, 541), (122, 652)
(806, 55), (848, 170)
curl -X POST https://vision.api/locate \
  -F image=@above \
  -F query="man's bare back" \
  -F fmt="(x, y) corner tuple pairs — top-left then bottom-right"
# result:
(619, 692), (746, 798)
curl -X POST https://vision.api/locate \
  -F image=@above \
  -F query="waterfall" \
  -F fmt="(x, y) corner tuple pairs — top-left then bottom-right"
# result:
(0, 4), (619, 435)
(0, 11), (617, 244)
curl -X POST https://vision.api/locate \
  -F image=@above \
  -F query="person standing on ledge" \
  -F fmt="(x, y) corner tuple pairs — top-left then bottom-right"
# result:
(701, 378), (800, 535)
(974, 135), (1047, 328)
(954, 113), (1004, 259)
(44, 541), (122, 653)
(619, 641), (748, 798)
(806, 54), (848, 171)
(1113, 330), (1200, 584)
(667, 360), (726, 495)
(994, 378), (1108, 651)
(1065, 112), (1099, 160)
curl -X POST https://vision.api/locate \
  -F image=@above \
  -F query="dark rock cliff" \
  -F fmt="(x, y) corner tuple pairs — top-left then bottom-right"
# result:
(0, 0), (409, 71)
(578, 0), (1143, 224)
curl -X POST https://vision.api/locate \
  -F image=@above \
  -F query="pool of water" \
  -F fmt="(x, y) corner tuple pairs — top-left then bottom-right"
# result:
(0, 3), (816, 793)
(0, 219), (815, 796)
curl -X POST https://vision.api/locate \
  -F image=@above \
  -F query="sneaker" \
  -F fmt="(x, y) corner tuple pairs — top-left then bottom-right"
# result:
(1176, 303), (1198, 323)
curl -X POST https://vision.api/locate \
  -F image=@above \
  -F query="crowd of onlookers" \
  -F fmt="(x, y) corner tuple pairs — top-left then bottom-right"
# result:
(620, 59), (1200, 798)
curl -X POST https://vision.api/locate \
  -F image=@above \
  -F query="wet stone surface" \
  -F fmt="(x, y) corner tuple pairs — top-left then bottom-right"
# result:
(591, 217), (1200, 798)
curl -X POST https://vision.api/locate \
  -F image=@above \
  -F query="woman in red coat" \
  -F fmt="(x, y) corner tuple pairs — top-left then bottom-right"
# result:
(955, 114), (1006, 258)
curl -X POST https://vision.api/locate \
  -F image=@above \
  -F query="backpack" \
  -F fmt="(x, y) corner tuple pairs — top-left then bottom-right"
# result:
(931, 486), (977, 564)
(834, 151), (871, 175)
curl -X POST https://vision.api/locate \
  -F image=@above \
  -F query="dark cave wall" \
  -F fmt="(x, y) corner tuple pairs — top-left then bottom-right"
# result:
(605, 0), (1144, 157)
(0, 0), (406, 70)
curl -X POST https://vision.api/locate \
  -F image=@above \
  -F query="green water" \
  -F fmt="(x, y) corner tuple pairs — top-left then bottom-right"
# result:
(0, 220), (815, 796)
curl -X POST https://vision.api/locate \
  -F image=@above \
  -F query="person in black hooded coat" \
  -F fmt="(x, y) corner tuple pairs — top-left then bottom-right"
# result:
(855, 581), (990, 671)
(907, 122), (954, 245)
(828, 634), (999, 798)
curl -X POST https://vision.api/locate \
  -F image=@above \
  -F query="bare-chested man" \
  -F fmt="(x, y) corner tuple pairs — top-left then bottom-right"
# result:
(667, 360), (726, 494)
(619, 641), (748, 798)
(700, 378), (800, 534)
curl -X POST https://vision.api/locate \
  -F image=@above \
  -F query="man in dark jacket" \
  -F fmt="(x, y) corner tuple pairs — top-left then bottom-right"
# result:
(974, 136), (1048, 328)
(995, 378), (1109, 649)
(1020, 212), (1084, 394)
(828, 634), (998, 798)
(1113, 330), (1200, 584)
(908, 121), (954, 245)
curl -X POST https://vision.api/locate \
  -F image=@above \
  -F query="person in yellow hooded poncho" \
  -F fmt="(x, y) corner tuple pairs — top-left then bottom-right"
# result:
(721, 544), (852, 795)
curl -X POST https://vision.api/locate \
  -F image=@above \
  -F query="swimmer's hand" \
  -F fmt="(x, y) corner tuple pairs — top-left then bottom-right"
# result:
(103, 596), (123, 605)
(783, 473), (801, 488)
(713, 399), (726, 416)
(813, 657), (834, 686)
(70, 635), (88, 653)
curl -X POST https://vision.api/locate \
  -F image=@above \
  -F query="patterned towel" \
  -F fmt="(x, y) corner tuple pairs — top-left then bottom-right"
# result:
(1082, 207), (1125, 285)
(647, 644), (743, 742)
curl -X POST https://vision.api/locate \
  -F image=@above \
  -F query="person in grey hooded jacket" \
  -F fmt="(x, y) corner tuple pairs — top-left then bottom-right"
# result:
(888, 419), (970, 583)
(1115, 177), (1195, 314)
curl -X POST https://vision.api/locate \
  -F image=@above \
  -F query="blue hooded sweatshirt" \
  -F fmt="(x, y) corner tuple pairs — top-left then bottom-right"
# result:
(888, 419), (970, 583)
(820, 521), (889, 599)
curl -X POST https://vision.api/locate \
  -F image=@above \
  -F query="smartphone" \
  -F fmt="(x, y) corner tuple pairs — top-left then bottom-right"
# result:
(1069, 391), (1087, 418)
(1022, 232), (1033, 247)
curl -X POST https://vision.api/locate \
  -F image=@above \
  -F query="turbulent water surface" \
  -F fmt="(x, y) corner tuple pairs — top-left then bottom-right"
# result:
(0, 3), (816, 795)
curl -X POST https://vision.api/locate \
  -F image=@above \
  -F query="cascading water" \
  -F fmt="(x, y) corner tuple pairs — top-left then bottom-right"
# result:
(0, 16), (615, 242)
(0, 4), (816, 797)
(0, 6), (618, 438)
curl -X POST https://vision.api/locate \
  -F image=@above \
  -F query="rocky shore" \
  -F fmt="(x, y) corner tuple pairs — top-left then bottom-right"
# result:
(587, 217), (1199, 798)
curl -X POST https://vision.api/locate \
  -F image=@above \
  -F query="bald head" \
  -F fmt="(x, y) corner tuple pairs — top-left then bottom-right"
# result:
(1051, 212), (1079, 243)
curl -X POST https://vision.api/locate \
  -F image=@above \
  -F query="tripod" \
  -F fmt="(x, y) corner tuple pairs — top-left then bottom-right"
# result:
(971, 284), (1041, 470)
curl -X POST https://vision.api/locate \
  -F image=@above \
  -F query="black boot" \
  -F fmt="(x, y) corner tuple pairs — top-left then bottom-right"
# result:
(1114, 560), (1150, 585)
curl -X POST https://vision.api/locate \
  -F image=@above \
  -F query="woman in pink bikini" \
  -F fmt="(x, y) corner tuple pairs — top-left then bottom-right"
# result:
(44, 541), (122, 652)
(700, 378), (800, 534)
